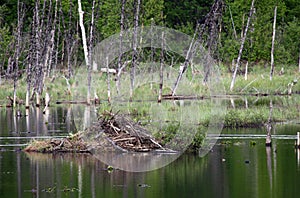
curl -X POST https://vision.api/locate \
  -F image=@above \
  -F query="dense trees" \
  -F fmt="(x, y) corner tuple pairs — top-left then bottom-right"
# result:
(0, 0), (299, 97)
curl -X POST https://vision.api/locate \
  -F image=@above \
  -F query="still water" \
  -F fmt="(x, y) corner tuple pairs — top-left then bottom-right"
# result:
(0, 106), (300, 197)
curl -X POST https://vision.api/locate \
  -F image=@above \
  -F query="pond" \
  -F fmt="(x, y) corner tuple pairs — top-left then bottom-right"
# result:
(0, 105), (300, 197)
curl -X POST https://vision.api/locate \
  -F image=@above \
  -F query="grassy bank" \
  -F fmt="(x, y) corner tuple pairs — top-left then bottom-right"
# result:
(0, 67), (299, 127)
(1, 66), (299, 104)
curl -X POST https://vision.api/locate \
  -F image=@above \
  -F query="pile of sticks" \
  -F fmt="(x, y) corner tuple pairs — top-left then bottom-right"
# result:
(93, 112), (164, 152)
(24, 133), (89, 153)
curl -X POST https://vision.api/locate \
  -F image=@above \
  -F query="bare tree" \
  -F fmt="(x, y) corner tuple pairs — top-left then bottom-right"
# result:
(88, 0), (96, 104)
(13, 0), (25, 107)
(228, 5), (237, 40)
(116, 0), (127, 95)
(244, 61), (248, 80)
(130, 0), (141, 100)
(33, 0), (42, 107)
(78, 0), (89, 67)
(171, 24), (198, 96)
(230, 0), (255, 91)
(172, 0), (224, 95)
(46, 0), (59, 77)
(158, 32), (164, 103)
(270, 6), (277, 81)
(78, 0), (90, 104)
(26, 10), (36, 108)
(106, 57), (111, 103)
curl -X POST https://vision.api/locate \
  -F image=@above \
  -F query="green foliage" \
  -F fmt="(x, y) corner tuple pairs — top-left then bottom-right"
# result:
(0, 0), (300, 69)
(224, 108), (267, 128)
(282, 19), (300, 64)
(221, 0), (299, 65)
(154, 123), (180, 145)
(97, 0), (122, 39)
(189, 125), (206, 150)
(142, 0), (164, 26)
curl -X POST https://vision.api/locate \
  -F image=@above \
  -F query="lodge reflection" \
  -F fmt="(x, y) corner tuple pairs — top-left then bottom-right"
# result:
(9, 139), (300, 198)
(24, 152), (153, 198)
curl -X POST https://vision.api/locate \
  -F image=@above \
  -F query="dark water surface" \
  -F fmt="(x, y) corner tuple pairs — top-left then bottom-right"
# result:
(1, 140), (300, 198)
(1, 106), (300, 197)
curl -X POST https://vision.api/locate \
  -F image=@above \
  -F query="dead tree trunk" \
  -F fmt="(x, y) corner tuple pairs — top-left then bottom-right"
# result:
(229, 5), (237, 40)
(230, 0), (255, 91)
(42, 0), (53, 81)
(298, 52), (300, 72)
(34, 0), (42, 107)
(66, 0), (74, 78)
(201, 0), (224, 84)
(78, 0), (90, 104)
(130, 0), (141, 100)
(245, 61), (248, 80)
(158, 32), (164, 103)
(171, 0), (224, 94)
(13, 0), (24, 108)
(47, 0), (58, 77)
(171, 24), (198, 96)
(87, 0), (96, 105)
(116, 0), (126, 95)
(53, 0), (63, 73)
(270, 6), (277, 81)
(78, 0), (89, 66)
(106, 57), (111, 103)
(26, 10), (37, 109)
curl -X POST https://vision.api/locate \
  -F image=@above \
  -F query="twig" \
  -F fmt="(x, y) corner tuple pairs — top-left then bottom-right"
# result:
(240, 78), (258, 93)
(149, 138), (164, 149)
(114, 137), (136, 142)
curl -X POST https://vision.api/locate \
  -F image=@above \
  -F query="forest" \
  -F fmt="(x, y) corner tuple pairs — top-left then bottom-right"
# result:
(0, 0), (300, 106)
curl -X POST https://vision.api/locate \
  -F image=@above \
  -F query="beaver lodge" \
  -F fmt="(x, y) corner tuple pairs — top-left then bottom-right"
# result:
(24, 111), (168, 153)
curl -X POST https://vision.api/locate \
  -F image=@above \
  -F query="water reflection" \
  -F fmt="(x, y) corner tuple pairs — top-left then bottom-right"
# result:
(0, 106), (77, 137)
(0, 138), (300, 198)
(266, 146), (273, 189)
(93, 151), (180, 172)
(297, 149), (300, 168)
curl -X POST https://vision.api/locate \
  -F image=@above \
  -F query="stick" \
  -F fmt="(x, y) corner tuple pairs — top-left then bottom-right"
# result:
(114, 137), (136, 142)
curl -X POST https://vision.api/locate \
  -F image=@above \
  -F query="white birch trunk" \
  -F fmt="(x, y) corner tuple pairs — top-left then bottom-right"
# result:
(270, 6), (277, 81)
(25, 90), (30, 108)
(36, 92), (41, 107)
(78, 0), (90, 104)
(78, 0), (89, 66)
(245, 61), (248, 80)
